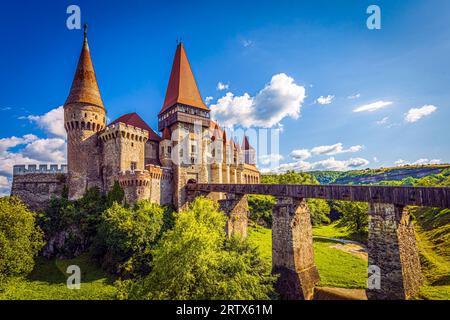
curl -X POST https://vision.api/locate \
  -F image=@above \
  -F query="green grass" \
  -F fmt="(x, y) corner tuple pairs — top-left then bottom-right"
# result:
(248, 224), (367, 289)
(0, 254), (117, 300)
(312, 222), (353, 240)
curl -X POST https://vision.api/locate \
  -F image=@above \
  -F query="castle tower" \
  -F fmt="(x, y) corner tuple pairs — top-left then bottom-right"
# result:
(64, 25), (106, 199)
(158, 43), (210, 209)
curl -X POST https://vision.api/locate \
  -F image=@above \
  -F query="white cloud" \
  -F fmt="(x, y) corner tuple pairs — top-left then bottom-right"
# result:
(267, 156), (370, 173)
(316, 95), (335, 105)
(21, 138), (66, 163)
(26, 106), (66, 139)
(353, 101), (393, 113)
(210, 73), (306, 128)
(290, 149), (311, 160)
(310, 143), (363, 156)
(258, 153), (284, 166)
(348, 93), (361, 99)
(404, 105), (437, 123)
(205, 96), (214, 105)
(395, 158), (441, 166)
(0, 175), (10, 197)
(216, 82), (229, 91)
(0, 134), (38, 153)
(376, 117), (389, 125)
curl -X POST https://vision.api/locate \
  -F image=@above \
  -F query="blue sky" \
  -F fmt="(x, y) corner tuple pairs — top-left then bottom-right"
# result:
(0, 0), (449, 192)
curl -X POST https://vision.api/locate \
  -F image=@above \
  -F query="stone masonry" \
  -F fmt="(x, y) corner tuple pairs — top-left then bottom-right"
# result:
(367, 203), (423, 300)
(272, 197), (320, 300)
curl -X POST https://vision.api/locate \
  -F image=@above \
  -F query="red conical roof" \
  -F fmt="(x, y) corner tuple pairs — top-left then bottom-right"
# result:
(159, 43), (208, 115)
(242, 136), (254, 150)
(65, 26), (104, 109)
(110, 112), (161, 142)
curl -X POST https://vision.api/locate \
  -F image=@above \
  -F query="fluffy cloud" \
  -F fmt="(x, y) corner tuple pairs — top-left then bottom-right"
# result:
(404, 105), (437, 123)
(268, 156), (370, 173)
(395, 158), (441, 166)
(210, 73), (306, 128)
(258, 153), (284, 166)
(0, 175), (10, 197)
(310, 143), (363, 156)
(353, 101), (393, 113)
(216, 82), (229, 91)
(26, 106), (66, 138)
(0, 106), (68, 195)
(316, 95), (335, 105)
(290, 149), (311, 160)
(21, 138), (66, 163)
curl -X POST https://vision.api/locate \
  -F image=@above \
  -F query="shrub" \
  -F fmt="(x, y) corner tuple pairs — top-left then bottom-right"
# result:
(95, 201), (165, 276)
(0, 197), (44, 286)
(116, 197), (275, 300)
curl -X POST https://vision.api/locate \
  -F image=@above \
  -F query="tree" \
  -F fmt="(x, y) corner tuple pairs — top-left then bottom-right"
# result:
(107, 181), (125, 207)
(96, 201), (164, 276)
(117, 197), (275, 300)
(333, 201), (368, 241)
(0, 197), (44, 286)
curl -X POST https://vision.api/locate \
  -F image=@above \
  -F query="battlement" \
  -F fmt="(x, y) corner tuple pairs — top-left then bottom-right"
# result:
(118, 165), (172, 183)
(13, 164), (68, 175)
(100, 122), (149, 142)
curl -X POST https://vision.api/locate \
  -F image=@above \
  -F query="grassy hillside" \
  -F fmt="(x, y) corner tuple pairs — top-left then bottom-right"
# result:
(309, 164), (450, 185)
(0, 254), (116, 300)
(248, 224), (367, 289)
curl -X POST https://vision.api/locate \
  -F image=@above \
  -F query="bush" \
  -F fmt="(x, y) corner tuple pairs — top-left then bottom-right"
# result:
(248, 195), (276, 226)
(0, 197), (44, 286)
(95, 201), (165, 276)
(116, 197), (275, 300)
(38, 187), (107, 258)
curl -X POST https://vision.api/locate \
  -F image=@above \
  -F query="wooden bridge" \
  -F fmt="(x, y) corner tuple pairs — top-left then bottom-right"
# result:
(186, 182), (450, 300)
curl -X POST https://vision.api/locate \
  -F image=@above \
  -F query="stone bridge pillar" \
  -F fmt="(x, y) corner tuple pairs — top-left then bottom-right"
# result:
(367, 203), (423, 300)
(218, 194), (248, 238)
(272, 197), (320, 300)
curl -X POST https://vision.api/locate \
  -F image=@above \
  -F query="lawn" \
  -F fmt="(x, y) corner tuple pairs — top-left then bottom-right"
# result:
(248, 224), (368, 289)
(0, 254), (117, 300)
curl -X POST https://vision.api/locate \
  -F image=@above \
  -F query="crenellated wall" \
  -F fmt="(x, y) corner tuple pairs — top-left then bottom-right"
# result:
(11, 164), (68, 211)
(118, 165), (173, 205)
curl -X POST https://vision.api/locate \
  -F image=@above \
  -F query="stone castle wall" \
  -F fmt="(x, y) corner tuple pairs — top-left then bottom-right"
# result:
(11, 164), (67, 211)
(118, 165), (173, 205)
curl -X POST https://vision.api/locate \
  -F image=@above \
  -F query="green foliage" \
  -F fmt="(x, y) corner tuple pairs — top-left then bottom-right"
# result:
(0, 197), (44, 286)
(0, 254), (117, 300)
(107, 181), (125, 207)
(247, 195), (276, 227)
(258, 172), (331, 226)
(117, 197), (275, 300)
(332, 201), (368, 241)
(95, 201), (165, 276)
(38, 187), (107, 258)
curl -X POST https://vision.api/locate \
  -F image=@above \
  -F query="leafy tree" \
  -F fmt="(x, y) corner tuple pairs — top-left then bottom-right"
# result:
(0, 197), (44, 286)
(116, 197), (275, 300)
(107, 181), (125, 207)
(257, 172), (331, 226)
(248, 195), (276, 226)
(96, 201), (164, 276)
(333, 201), (368, 241)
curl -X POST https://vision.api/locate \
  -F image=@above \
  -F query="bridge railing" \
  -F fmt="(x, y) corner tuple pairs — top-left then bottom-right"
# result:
(186, 183), (450, 208)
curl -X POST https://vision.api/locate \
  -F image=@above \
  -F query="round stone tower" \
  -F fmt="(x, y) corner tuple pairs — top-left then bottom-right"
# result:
(64, 25), (106, 199)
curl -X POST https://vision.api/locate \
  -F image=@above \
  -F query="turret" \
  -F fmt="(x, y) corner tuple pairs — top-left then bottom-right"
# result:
(64, 24), (106, 199)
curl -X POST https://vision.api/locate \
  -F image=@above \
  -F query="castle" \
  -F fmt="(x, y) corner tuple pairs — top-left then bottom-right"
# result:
(11, 27), (260, 210)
